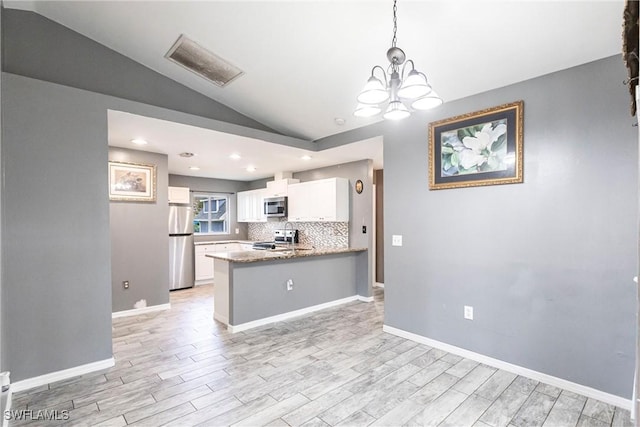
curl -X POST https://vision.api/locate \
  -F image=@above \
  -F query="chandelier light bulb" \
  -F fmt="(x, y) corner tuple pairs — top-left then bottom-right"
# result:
(354, 103), (382, 117)
(383, 101), (410, 120)
(397, 69), (432, 100)
(411, 91), (444, 110)
(357, 75), (389, 105)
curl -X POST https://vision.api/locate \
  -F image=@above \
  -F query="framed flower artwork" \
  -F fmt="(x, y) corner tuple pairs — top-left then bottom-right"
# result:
(428, 101), (523, 190)
(108, 161), (157, 202)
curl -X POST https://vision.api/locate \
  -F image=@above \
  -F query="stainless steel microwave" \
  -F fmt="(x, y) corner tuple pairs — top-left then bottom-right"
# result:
(264, 196), (287, 217)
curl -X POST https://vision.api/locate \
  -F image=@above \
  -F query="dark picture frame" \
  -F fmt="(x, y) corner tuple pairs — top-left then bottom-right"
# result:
(428, 101), (524, 190)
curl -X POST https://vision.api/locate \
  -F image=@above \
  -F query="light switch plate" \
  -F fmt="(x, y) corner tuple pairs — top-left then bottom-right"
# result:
(392, 235), (403, 246)
(464, 305), (474, 320)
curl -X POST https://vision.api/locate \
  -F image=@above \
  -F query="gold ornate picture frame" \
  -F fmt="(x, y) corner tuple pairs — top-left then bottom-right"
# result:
(429, 101), (524, 190)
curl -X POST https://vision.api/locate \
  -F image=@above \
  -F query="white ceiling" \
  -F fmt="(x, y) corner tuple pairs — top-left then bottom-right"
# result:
(108, 110), (383, 181)
(6, 1), (624, 142)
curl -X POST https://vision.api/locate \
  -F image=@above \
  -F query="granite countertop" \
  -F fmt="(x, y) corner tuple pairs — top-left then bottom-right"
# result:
(205, 247), (367, 263)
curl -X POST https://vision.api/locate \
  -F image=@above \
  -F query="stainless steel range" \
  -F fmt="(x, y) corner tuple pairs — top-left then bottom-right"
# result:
(274, 229), (299, 244)
(251, 228), (299, 250)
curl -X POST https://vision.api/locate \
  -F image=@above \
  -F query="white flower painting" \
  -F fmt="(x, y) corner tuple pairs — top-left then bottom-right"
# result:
(428, 101), (523, 190)
(440, 120), (508, 177)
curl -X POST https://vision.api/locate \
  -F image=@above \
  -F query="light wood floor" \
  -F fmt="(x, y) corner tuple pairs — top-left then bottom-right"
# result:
(11, 285), (632, 426)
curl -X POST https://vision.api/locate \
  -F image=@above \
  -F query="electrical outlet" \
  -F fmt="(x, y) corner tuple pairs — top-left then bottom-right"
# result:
(362, 225), (367, 234)
(464, 305), (473, 320)
(123, 280), (130, 289)
(286, 279), (294, 291)
(392, 235), (403, 246)
(235, 228), (239, 234)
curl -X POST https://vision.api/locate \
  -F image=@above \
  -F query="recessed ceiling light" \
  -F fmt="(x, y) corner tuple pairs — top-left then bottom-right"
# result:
(301, 155), (312, 161)
(246, 166), (256, 172)
(131, 138), (148, 145)
(229, 153), (241, 160)
(189, 166), (200, 171)
(335, 118), (346, 126)
(179, 152), (195, 158)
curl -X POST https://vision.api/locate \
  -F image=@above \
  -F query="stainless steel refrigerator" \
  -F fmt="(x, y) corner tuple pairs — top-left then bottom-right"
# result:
(169, 204), (194, 290)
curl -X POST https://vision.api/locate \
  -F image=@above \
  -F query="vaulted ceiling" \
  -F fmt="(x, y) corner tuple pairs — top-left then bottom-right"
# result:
(4, 1), (625, 180)
(6, 1), (625, 142)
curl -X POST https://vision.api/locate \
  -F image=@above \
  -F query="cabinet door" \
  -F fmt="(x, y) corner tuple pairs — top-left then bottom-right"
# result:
(168, 186), (190, 204)
(237, 191), (249, 222)
(287, 178), (349, 222)
(287, 182), (307, 221)
(194, 245), (215, 281)
(310, 180), (335, 221)
(251, 189), (266, 222)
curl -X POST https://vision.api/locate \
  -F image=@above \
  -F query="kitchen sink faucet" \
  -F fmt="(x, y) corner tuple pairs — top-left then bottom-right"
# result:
(283, 221), (294, 247)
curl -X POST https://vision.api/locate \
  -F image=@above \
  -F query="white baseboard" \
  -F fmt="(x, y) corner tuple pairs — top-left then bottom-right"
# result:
(374, 282), (385, 288)
(112, 303), (170, 319)
(357, 295), (374, 302)
(229, 295), (359, 333)
(213, 312), (229, 325)
(10, 358), (115, 393)
(383, 325), (631, 411)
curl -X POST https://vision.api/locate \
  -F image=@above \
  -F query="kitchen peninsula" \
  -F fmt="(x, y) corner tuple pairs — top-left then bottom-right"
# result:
(207, 247), (369, 332)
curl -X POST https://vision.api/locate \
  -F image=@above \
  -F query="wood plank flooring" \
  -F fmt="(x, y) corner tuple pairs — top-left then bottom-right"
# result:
(11, 285), (633, 426)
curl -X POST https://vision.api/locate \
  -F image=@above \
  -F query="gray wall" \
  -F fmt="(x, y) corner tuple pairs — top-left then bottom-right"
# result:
(2, 73), (113, 381)
(2, 8), (275, 134)
(168, 174), (251, 242)
(230, 252), (366, 324)
(381, 56), (637, 398)
(110, 147), (169, 312)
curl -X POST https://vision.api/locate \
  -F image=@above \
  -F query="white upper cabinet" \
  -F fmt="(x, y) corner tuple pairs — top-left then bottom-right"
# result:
(288, 177), (349, 222)
(237, 189), (266, 222)
(264, 178), (300, 197)
(168, 186), (190, 204)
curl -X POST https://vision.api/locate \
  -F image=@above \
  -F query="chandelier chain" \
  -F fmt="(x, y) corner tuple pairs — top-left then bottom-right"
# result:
(392, 0), (398, 48)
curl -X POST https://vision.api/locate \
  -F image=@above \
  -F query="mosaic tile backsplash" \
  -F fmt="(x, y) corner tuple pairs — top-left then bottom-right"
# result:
(248, 220), (349, 249)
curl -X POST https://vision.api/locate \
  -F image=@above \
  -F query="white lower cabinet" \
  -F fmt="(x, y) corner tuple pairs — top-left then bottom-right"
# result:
(288, 177), (349, 222)
(195, 245), (216, 284)
(195, 242), (256, 284)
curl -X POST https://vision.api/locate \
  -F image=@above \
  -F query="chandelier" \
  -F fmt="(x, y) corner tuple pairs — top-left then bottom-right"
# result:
(354, 0), (443, 120)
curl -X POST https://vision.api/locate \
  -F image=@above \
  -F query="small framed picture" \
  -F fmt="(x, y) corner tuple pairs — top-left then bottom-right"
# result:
(355, 180), (364, 194)
(429, 101), (524, 190)
(108, 161), (157, 202)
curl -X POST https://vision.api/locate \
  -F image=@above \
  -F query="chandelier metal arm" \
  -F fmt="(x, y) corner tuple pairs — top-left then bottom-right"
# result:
(400, 59), (415, 79)
(370, 65), (388, 89)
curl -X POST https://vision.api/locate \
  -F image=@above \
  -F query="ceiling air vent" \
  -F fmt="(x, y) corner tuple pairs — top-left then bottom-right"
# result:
(165, 34), (244, 87)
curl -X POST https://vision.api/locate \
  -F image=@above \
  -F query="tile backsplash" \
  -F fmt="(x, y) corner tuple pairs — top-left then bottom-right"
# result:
(248, 220), (349, 249)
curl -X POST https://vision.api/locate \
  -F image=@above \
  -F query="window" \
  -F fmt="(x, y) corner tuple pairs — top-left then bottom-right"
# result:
(193, 194), (229, 235)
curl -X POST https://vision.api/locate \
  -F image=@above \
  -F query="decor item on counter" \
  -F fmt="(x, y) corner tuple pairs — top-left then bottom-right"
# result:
(108, 161), (157, 202)
(429, 101), (524, 190)
(354, 0), (442, 120)
(355, 180), (364, 194)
